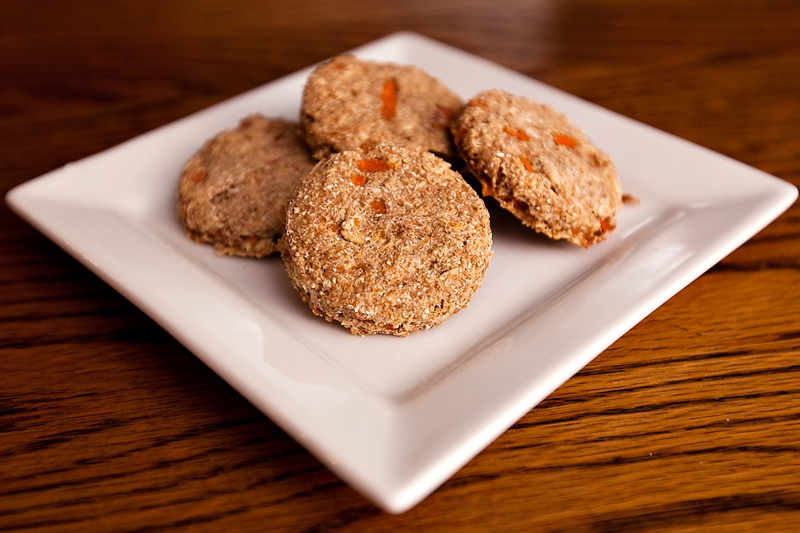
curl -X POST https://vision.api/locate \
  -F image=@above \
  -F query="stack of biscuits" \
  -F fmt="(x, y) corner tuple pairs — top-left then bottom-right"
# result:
(177, 54), (623, 336)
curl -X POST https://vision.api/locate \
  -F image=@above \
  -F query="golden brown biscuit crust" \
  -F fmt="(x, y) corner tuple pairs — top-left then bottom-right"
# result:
(177, 115), (315, 257)
(281, 144), (493, 336)
(300, 55), (463, 160)
(452, 89), (623, 247)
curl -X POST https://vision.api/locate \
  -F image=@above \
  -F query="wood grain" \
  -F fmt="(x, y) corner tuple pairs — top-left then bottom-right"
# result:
(2, 0), (799, 531)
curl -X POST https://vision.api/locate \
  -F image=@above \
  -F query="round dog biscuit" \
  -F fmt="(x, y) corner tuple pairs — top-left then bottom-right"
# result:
(452, 89), (622, 247)
(300, 54), (463, 160)
(177, 115), (315, 257)
(282, 144), (492, 336)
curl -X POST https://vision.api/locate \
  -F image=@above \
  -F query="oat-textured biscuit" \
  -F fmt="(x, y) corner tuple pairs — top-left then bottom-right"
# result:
(177, 115), (315, 257)
(282, 144), (492, 336)
(300, 54), (463, 160)
(452, 89), (623, 247)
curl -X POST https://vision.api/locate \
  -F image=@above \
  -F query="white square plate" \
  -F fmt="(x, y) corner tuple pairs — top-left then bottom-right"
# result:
(7, 33), (796, 513)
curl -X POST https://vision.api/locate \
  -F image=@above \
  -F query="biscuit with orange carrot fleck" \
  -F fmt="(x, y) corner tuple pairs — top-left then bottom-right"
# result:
(300, 55), (463, 160)
(281, 144), (492, 336)
(177, 115), (315, 257)
(451, 89), (623, 247)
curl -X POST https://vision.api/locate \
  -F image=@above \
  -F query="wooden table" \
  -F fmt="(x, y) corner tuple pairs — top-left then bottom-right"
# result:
(3, 1), (799, 530)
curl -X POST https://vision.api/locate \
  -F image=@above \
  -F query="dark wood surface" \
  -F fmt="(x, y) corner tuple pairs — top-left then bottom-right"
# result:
(2, 1), (799, 530)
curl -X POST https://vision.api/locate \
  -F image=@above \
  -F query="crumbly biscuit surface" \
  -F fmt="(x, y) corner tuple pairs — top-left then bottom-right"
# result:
(177, 115), (315, 257)
(452, 89), (622, 247)
(282, 144), (492, 336)
(301, 55), (463, 160)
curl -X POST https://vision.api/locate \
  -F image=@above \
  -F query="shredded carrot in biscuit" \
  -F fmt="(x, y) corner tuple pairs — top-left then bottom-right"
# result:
(519, 155), (534, 172)
(503, 126), (528, 141)
(600, 218), (616, 231)
(371, 199), (387, 214)
(351, 174), (366, 186)
(358, 158), (391, 172)
(553, 134), (577, 147)
(381, 79), (397, 120)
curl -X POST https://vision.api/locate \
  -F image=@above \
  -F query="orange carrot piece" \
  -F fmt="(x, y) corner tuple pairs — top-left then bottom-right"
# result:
(553, 134), (577, 147)
(371, 199), (387, 214)
(381, 79), (397, 120)
(357, 158), (392, 172)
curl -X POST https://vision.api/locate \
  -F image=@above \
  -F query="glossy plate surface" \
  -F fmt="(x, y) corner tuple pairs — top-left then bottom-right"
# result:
(7, 33), (797, 513)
